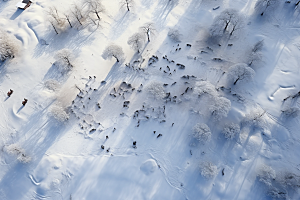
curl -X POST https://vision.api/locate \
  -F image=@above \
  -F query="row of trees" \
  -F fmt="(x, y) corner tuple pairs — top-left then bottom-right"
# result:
(48, 0), (137, 34)
(47, 0), (106, 34)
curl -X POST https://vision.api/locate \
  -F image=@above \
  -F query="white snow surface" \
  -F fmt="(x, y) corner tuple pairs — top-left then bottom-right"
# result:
(1, 0), (300, 199)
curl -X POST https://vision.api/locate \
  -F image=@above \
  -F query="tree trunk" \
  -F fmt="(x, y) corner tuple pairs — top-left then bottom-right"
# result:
(233, 77), (239, 85)
(66, 18), (72, 28)
(76, 17), (82, 25)
(51, 23), (58, 34)
(127, 2), (130, 11)
(96, 12), (101, 20)
(147, 30), (150, 42)
(113, 55), (119, 62)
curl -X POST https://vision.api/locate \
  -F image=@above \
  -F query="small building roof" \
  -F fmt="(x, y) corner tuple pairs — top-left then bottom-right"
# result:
(16, 2), (27, 8)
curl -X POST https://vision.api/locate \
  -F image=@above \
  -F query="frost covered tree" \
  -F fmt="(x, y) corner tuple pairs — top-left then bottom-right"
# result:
(255, 0), (279, 16)
(192, 123), (211, 144)
(87, 0), (105, 20)
(140, 22), (156, 42)
(222, 122), (240, 139)
(243, 107), (266, 128)
(54, 49), (75, 71)
(0, 30), (19, 62)
(210, 9), (244, 37)
(209, 97), (231, 121)
(200, 161), (218, 179)
(120, 0), (134, 11)
(127, 33), (145, 53)
(228, 63), (255, 85)
(102, 44), (124, 62)
(194, 81), (218, 98)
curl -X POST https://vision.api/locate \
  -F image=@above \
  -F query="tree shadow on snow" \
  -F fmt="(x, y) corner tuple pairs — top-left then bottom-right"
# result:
(109, 11), (137, 40)
(43, 63), (70, 84)
(153, 0), (179, 29)
(32, 26), (97, 59)
(0, 101), (68, 199)
(0, 1), (10, 13)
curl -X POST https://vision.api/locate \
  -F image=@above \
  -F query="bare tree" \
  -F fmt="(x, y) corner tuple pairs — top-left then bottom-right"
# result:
(127, 32), (145, 53)
(0, 30), (19, 62)
(210, 9), (243, 37)
(120, 0), (134, 11)
(140, 22), (156, 42)
(63, 13), (73, 28)
(47, 7), (68, 33)
(88, 0), (105, 20)
(72, 4), (85, 25)
(227, 63), (255, 85)
(102, 44), (124, 62)
(54, 49), (75, 71)
(255, 0), (279, 16)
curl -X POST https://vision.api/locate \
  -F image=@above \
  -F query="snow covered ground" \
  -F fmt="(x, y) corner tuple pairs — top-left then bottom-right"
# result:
(1, 0), (300, 199)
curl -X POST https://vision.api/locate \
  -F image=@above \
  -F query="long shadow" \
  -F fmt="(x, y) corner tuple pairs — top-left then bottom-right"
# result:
(0, 99), (68, 199)
(10, 9), (24, 20)
(0, 61), (8, 85)
(43, 63), (70, 84)
(0, 1), (10, 13)
(33, 26), (97, 59)
(17, 105), (24, 113)
(109, 11), (137, 40)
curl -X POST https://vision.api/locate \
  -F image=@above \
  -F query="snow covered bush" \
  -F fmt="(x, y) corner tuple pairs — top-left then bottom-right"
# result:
(192, 123), (211, 144)
(209, 97), (231, 121)
(257, 164), (276, 187)
(44, 79), (60, 91)
(168, 29), (181, 42)
(222, 122), (240, 139)
(200, 161), (218, 179)
(4, 143), (32, 163)
(227, 63), (255, 85)
(54, 49), (75, 72)
(210, 9), (244, 37)
(102, 44), (124, 62)
(282, 107), (300, 118)
(0, 30), (19, 62)
(127, 32), (145, 53)
(248, 40), (264, 67)
(49, 104), (70, 123)
(243, 107), (267, 129)
(146, 81), (166, 99)
(194, 81), (218, 98)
